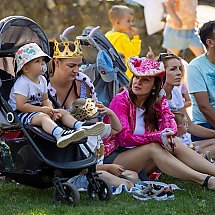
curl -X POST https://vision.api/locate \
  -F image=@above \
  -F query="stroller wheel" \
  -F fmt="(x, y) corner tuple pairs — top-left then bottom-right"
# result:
(87, 178), (112, 201)
(53, 182), (80, 206)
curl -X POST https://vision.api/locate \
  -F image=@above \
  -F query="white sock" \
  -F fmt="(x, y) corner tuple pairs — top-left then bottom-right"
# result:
(52, 126), (63, 139)
(73, 120), (84, 129)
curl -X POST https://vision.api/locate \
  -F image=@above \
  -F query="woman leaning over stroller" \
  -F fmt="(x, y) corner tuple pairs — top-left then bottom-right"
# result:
(103, 57), (215, 190)
(48, 38), (97, 110)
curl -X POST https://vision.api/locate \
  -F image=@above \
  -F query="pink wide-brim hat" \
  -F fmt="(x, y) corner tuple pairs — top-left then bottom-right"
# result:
(128, 56), (165, 80)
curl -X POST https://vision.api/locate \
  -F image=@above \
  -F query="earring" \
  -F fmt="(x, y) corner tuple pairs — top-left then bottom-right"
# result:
(152, 91), (155, 96)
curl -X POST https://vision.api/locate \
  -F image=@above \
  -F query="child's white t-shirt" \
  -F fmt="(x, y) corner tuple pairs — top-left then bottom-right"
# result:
(80, 124), (111, 164)
(8, 75), (47, 110)
(167, 86), (184, 110)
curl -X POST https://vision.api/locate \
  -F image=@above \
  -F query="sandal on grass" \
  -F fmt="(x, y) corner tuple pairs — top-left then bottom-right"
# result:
(202, 175), (213, 189)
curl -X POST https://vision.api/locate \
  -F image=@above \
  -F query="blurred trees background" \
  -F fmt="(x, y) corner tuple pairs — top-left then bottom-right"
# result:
(0, 0), (214, 61)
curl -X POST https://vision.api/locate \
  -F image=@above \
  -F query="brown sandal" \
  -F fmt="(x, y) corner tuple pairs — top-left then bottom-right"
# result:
(202, 175), (213, 189)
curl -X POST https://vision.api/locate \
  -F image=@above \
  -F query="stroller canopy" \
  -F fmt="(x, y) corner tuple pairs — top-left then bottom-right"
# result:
(0, 16), (50, 76)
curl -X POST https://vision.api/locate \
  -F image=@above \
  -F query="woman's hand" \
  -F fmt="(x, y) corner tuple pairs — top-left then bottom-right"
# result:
(96, 102), (112, 116)
(161, 128), (175, 152)
(107, 164), (125, 177)
(146, 47), (155, 60)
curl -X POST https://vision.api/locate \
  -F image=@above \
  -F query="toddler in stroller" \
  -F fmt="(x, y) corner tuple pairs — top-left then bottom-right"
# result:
(0, 15), (112, 206)
(8, 42), (105, 148)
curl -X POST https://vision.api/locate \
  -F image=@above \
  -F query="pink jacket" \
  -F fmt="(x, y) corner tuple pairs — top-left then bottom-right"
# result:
(104, 90), (177, 156)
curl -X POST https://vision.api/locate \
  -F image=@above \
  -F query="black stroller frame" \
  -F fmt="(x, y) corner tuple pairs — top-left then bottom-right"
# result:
(0, 16), (112, 206)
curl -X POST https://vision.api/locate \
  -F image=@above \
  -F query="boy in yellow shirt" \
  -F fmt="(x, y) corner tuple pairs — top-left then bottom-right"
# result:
(105, 5), (141, 79)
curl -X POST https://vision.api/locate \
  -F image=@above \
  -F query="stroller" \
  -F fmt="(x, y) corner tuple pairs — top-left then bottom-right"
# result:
(76, 26), (129, 106)
(0, 16), (112, 206)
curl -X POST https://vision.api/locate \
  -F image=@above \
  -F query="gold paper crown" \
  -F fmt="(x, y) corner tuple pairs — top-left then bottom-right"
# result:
(70, 98), (98, 121)
(53, 39), (82, 58)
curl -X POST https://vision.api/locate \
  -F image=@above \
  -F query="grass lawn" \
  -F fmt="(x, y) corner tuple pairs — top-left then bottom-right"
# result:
(0, 176), (215, 215)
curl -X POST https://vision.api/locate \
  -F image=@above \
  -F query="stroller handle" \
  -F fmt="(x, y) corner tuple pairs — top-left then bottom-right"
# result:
(60, 25), (75, 41)
(76, 26), (101, 50)
(88, 26), (100, 38)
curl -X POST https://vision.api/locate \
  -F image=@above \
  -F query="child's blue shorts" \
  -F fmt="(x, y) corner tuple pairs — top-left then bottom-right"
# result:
(162, 25), (203, 50)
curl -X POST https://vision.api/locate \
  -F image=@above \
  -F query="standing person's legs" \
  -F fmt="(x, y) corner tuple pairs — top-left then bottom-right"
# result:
(166, 49), (180, 56)
(189, 46), (205, 57)
(188, 28), (205, 57)
(162, 25), (184, 56)
(112, 142), (215, 189)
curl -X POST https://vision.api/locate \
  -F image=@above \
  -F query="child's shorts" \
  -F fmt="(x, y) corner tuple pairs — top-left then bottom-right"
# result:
(162, 25), (203, 50)
(17, 111), (40, 125)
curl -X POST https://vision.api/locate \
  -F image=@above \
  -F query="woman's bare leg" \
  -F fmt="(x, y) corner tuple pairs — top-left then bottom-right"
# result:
(121, 170), (139, 183)
(97, 170), (133, 189)
(174, 138), (215, 175)
(113, 142), (215, 189)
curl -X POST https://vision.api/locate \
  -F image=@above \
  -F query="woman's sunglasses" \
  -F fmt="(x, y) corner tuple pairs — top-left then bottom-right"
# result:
(158, 53), (177, 61)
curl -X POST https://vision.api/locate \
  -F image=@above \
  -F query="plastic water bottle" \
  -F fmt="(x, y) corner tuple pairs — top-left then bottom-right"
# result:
(0, 140), (14, 171)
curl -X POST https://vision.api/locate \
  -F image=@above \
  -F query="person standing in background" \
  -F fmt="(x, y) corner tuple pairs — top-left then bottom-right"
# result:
(105, 5), (141, 79)
(162, 0), (205, 57)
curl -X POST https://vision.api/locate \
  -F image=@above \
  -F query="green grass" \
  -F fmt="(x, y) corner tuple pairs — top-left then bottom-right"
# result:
(0, 176), (215, 215)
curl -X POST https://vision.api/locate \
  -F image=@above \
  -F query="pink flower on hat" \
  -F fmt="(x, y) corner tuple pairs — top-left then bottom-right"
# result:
(128, 56), (165, 79)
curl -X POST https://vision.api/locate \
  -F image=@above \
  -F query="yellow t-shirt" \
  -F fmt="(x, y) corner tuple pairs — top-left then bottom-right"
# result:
(105, 31), (141, 79)
(165, 0), (197, 30)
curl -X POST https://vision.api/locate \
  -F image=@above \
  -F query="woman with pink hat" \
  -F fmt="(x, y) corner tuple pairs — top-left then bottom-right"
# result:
(103, 56), (215, 190)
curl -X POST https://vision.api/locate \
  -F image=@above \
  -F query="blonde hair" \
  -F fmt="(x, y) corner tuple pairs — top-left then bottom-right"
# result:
(172, 110), (186, 125)
(108, 5), (133, 24)
(180, 58), (188, 84)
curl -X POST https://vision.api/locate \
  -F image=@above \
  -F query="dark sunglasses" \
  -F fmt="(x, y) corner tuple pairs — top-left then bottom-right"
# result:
(158, 53), (177, 61)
